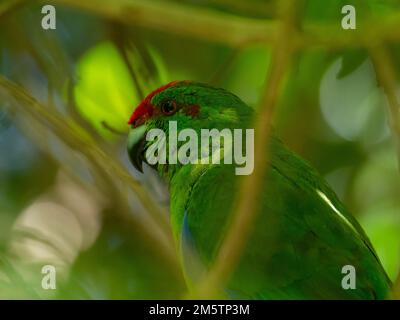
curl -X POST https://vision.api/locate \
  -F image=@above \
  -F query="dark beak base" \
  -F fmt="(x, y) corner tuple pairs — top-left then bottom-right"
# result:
(127, 126), (148, 173)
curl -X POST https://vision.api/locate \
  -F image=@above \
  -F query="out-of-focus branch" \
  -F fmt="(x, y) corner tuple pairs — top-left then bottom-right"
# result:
(369, 46), (400, 300)
(205, 0), (275, 18)
(0, 75), (179, 267)
(370, 46), (400, 172)
(0, 0), (24, 18)
(45, 0), (400, 49)
(190, 0), (298, 299)
(301, 13), (400, 49)
(49, 0), (276, 47)
(392, 272), (400, 300)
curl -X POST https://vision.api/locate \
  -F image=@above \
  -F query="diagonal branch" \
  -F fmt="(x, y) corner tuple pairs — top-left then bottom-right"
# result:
(370, 46), (400, 170)
(0, 75), (179, 266)
(190, 0), (299, 298)
(0, 0), (25, 18)
(369, 46), (400, 300)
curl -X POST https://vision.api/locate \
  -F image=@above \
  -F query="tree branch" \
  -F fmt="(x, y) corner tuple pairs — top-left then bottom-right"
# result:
(190, 0), (298, 298)
(48, 0), (276, 47)
(44, 0), (400, 49)
(0, 0), (25, 18)
(0, 75), (179, 267)
(369, 46), (400, 299)
(370, 46), (400, 172)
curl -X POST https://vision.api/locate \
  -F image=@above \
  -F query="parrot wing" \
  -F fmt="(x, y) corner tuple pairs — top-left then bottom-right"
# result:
(175, 137), (391, 299)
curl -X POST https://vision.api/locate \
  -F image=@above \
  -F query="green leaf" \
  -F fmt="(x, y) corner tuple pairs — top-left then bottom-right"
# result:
(74, 42), (140, 140)
(74, 41), (169, 140)
(337, 49), (368, 79)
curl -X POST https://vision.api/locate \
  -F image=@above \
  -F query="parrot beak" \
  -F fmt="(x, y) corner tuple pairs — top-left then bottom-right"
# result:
(127, 125), (147, 173)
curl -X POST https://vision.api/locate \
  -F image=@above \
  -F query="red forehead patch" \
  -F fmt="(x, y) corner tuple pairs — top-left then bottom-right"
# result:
(128, 81), (180, 125)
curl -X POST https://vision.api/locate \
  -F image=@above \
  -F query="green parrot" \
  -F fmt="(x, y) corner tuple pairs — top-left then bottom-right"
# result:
(127, 81), (391, 299)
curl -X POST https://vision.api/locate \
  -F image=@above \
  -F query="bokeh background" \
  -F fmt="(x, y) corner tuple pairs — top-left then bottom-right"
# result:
(0, 0), (399, 299)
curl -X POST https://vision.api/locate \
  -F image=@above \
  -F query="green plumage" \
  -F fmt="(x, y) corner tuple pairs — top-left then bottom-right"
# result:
(128, 82), (391, 299)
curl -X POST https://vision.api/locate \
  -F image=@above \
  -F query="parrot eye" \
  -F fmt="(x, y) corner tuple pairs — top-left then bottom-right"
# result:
(160, 100), (177, 116)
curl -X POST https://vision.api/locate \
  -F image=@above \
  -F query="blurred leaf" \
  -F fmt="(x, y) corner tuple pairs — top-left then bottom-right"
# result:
(320, 58), (390, 144)
(352, 146), (400, 211)
(125, 43), (169, 96)
(74, 42), (139, 140)
(353, 145), (400, 280)
(74, 41), (169, 140)
(57, 222), (186, 299)
(275, 49), (335, 137)
(224, 45), (271, 106)
(0, 254), (41, 299)
(367, 0), (400, 17)
(337, 49), (368, 79)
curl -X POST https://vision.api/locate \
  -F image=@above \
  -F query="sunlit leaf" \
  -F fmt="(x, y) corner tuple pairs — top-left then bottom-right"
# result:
(74, 42), (140, 140)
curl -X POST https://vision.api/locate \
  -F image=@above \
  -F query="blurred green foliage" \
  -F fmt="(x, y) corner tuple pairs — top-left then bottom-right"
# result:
(0, 0), (399, 299)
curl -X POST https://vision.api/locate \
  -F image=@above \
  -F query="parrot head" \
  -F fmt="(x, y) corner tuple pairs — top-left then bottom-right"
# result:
(127, 81), (253, 178)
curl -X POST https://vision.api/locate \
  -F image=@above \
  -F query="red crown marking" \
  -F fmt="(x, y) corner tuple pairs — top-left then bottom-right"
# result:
(128, 81), (180, 125)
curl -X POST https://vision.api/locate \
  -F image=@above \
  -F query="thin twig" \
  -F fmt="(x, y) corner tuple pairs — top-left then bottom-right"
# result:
(190, 0), (298, 298)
